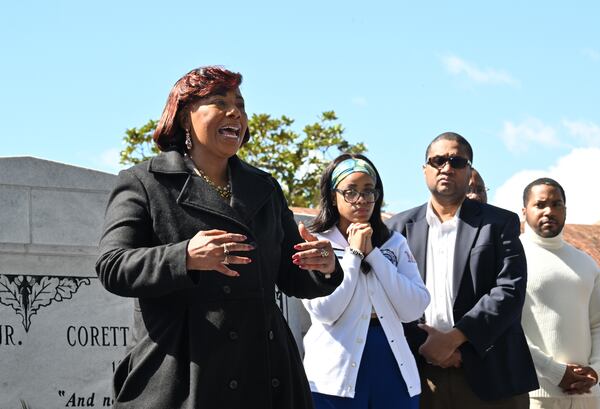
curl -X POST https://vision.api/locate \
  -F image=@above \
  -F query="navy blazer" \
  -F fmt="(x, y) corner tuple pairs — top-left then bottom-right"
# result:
(386, 199), (538, 401)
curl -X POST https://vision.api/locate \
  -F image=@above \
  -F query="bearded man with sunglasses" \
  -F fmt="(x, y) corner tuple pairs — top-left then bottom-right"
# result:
(386, 132), (538, 409)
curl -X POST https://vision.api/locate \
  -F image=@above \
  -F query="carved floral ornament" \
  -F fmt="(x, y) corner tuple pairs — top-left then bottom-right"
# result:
(0, 274), (90, 332)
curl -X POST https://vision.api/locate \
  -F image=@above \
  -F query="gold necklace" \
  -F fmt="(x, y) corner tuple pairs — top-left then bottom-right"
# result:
(190, 165), (232, 200)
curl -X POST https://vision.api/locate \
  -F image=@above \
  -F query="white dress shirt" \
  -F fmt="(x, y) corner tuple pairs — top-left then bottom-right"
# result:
(302, 227), (430, 398)
(424, 201), (460, 331)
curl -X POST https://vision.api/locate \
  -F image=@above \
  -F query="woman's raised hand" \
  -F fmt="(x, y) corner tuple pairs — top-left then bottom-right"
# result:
(347, 223), (373, 255)
(292, 222), (335, 274)
(186, 229), (254, 277)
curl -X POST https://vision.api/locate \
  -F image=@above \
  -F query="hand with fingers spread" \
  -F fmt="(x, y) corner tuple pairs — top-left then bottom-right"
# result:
(186, 229), (254, 277)
(291, 222), (335, 275)
(346, 222), (373, 255)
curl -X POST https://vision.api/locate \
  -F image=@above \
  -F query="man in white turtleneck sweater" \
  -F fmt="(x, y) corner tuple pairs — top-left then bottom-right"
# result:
(521, 177), (600, 409)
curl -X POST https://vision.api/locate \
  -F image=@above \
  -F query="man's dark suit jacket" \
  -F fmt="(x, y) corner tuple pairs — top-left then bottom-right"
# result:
(386, 199), (539, 401)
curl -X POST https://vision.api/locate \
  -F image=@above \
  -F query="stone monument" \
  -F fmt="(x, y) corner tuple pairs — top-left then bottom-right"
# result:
(0, 156), (311, 408)
(0, 157), (127, 408)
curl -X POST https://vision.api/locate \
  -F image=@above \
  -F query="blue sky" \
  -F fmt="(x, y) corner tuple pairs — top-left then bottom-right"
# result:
(2, 1), (599, 223)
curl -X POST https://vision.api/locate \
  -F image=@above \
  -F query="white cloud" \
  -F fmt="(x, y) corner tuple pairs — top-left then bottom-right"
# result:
(582, 48), (600, 61)
(351, 96), (368, 107)
(493, 147), (600, 224)
(97, 148), (124, 174)
(563, 119), (600, 147)
(442, 55), (518, 86)
(500, 117), (561, 153)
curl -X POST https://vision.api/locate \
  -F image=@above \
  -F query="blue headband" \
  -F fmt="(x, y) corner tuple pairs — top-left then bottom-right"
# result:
(330, 158), (378, 189)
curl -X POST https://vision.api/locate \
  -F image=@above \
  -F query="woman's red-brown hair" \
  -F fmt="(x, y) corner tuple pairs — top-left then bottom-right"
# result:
(153, 66), (250, 151)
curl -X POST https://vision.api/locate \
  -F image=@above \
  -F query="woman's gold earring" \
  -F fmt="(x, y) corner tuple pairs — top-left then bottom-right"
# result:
(185, 129), (192, 151)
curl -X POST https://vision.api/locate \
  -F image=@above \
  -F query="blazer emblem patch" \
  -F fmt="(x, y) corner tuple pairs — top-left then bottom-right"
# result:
(380, 249), (398, 266)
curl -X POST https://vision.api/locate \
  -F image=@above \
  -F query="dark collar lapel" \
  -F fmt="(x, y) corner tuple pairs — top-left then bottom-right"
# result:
(177, 171), (246, 227)
(228, 156), (275, 224)
(148, 151), (265, 231)
(405, 204), (428, 281)
(150, 153), (276, 230)
(147, 150), (189, 174)
(452, 199), (482, 300)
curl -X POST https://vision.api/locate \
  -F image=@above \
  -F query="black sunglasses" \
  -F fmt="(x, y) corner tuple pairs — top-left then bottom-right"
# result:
(426, 155), (472, 170)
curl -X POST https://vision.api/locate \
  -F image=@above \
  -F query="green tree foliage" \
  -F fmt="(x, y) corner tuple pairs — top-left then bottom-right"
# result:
(243, 111), (366, 207)
(119, 119), (159, 165)
(120, 111), (366, 207)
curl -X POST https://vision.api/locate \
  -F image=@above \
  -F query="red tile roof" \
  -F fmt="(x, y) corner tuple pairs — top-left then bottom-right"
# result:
(562, 224), (600, 265)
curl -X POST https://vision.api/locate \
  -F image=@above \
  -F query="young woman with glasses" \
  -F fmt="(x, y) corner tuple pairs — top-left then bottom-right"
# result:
(302, 153), (430, 409)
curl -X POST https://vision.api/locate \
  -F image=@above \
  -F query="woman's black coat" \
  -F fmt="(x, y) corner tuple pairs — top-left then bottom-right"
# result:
(95, 151), (342, 408)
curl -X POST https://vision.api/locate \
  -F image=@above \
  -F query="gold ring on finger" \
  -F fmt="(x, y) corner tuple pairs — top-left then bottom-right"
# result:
(319, 249), (329, 258)
(223, 255), (230, 265)
(223, 244), (230, 256)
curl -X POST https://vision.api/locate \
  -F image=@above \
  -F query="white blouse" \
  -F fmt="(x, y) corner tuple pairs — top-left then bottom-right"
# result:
(302, 227), (430, 398)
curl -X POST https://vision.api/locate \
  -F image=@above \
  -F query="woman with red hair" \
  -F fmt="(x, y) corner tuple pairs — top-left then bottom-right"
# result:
(96, 66), (341, 408)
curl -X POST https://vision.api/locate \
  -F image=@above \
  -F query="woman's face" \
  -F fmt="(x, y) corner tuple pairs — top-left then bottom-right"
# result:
(334, 172), (377, 230)
(187, 88), (248, 159)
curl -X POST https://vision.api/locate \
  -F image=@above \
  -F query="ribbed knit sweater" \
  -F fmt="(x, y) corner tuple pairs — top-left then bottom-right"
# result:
(521, 224), (600, 398)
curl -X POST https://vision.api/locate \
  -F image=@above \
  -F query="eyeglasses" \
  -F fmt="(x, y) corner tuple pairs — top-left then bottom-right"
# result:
(467, 186), (489, 194)
(334, 188), (380, 204)
(426, 156), (472, 170)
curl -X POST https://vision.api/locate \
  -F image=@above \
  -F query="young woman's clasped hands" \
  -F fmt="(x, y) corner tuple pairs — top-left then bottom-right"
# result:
(346, 222), (373, 256)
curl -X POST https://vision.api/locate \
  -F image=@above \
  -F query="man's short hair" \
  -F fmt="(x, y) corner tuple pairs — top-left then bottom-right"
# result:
(425, 132), (473, 162)
(522, 177), (566, 206)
